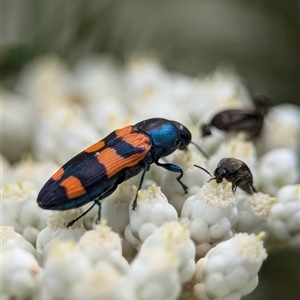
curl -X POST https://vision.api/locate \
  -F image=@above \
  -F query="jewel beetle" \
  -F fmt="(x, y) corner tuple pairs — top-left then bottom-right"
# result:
(37, 118), (192, 227)
(201, 95), (269, 139)
(195, 157), (257, 194)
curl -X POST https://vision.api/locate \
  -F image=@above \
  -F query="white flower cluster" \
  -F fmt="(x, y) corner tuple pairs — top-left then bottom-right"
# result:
(193, 232), (267, 300)
(268, 184), (300, 248)
(2, 55), (299, 300)
(181, 181), (238, 258)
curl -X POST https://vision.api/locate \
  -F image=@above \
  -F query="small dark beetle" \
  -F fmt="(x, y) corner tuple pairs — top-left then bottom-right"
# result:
(201, 95), (269, 139)
(195, 157), (257, 194)
(214, 158), (257, 194)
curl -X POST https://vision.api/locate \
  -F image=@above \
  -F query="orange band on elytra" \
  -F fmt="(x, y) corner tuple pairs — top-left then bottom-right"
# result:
(60, 176), (87, 199)
(115, 125), (133, 137)
(52, 168), (64, 181)
(85, 140), (105, 153)
(96, 134), (151, 178)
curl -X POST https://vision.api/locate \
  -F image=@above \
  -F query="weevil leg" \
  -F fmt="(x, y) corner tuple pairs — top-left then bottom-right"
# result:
(156, 161), (188, 194)
(132, 164), (150, 211)
(67, 184), (119, 228)
(250, 184), (257, 194)
(232, 178), (242, 194)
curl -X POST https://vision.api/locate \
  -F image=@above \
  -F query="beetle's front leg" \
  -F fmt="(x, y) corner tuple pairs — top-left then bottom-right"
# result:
(156, 161), (188, 194)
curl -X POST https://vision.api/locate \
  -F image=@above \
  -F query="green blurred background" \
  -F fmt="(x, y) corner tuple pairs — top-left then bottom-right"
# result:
(1, 0), (299, 106)
(1, 1), (299, 300)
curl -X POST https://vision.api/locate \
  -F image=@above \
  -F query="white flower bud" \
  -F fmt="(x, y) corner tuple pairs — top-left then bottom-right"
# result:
(181, 181), (238, 257)
(1, 226), (37, 258)
(268, 184), (300, 248)
(236, 193), (276, 234)
(36, 210), (87, 261)
(125, 184), (178, 249)
(42, 240), (92, 299)
(13, 158), (60, 190)
(17, 56), (73, 108)
(130, 246), (181, 300)
(1, 90), (34, 161)
(258, 148), (299, 195)
(193, 232), (267, 300)
(190, 70), (252, 124)
(1, 181), (50, 236)
(141, 221), (196, 283)
(33, 106), (99, 165)
(124, 56), (189, 124)
(68, 261), (137, 300)
(258, 104), (300, 153)
(1, 244), (43, 299)
(75, 56), (123, 102)
(78, 220), (130, 274)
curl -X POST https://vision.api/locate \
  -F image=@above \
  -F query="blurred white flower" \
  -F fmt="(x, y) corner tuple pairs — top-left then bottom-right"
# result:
(130, 246), (181, 300)
(1, 243), (43, 300)
(207, 133), (257, 176)
(268, 184), (300, 249)
(1, 226), (37, 258)
(1, 181), (50, 241)
(235, 193), (276, 235)
(193, 232), (267, 300)
(13, 158), (60, 190)
(16, 56), (77, 111)
(141, 221), (196, 283)
(33, 105), (99, 165)
(189, 70), (252, 124)
(257, 148), (299, 195)
(68, 261), (137, 300)
(1, 90), (34, 161)
(258, 104), (300, 154)
(41, 240), (92, 299)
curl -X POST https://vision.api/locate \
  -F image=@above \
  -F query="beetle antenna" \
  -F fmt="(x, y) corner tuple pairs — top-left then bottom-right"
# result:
(194, 164), (212, 177)
(190, 141), (209, 159)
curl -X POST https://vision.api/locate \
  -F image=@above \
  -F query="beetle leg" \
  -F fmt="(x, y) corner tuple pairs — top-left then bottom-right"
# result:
(250, 184), (257, 194)
(132, 165), (150, 211)
(156, 161), (188, 194)
(232, 178), (242, 194)
(67, 201), (97, 228)
(67, 184), (119, 228)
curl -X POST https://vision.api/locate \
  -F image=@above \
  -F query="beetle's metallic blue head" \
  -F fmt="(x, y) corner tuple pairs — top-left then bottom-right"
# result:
(134, 118), (192, 159)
